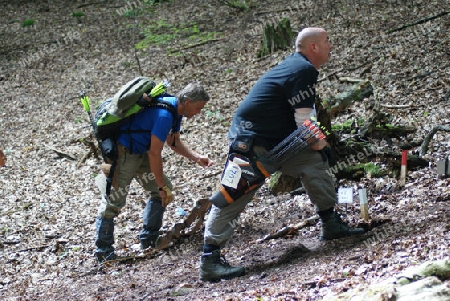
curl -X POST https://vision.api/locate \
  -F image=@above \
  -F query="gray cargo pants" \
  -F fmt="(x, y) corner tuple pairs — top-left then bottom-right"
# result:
(97, 144), (173, 219)
(95, 144), (174, 253)
(204, 147), (336, 247)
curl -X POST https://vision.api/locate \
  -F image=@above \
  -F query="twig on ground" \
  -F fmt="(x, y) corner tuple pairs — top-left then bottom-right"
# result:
(77, 138), (98, 167)
(338, 77), (366, 83)
(132, 19), (143, 76)
(200, 170), (222, 179)
(77, 1), (107, 8)
(77, 151), (92, 168)
(169, 38), (224, 53)
(387, 11), (450, 34)
(319, 62), (371, 82)
(18, 245), (50, 252)
(45, 145), (77, 160)
(379, 103), (411, 109)
(318, 68), (343, 82)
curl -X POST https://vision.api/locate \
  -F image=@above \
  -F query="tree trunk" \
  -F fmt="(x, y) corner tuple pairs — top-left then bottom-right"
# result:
(258, 18), (294, 58)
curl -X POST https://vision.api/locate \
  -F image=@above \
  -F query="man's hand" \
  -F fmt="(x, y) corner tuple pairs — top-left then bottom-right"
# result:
(159, 185), (174, 207)
(310, 139), (328, 151)
(196, 156), (214, 167)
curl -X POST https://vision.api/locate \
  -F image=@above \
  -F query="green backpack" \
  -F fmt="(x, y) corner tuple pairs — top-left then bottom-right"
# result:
(93, 77), (177, 140)
(92, 77), (178, 161)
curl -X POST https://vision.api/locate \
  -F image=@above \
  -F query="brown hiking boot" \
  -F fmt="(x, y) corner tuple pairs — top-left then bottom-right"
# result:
(320, 212), (365, 240)
(200, 250), (245, 281)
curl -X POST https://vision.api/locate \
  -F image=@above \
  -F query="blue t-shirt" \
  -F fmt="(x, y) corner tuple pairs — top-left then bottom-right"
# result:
(228, 52), (319, 150)
(117, 97), (182, 154)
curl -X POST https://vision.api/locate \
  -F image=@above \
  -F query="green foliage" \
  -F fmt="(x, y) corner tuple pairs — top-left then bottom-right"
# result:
(136, 20), (221, 50)
(22, 19), (35, 27)
(375, 123), (395, 129)
(344, 138), (356, 146)
(363, 162), (383, 177)
(332, 118), (365, 132)
(124, 9), (139, 18)
(72, 12), (85, 17)
(205, 109), (224, 121)
(121, 61), (132, 68)
(343, 162), (384, 178)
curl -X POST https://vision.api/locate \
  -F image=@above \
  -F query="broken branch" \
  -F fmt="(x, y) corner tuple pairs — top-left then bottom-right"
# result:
(386, 11), (450, 33)
(387, 11), (450, 34)
(257, 215), (319, 242)
(419, 125), (450, 156)
(45, 145), (77, 161)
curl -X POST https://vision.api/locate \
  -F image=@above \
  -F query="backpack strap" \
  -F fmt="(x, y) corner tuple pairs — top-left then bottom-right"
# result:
(153, 101), (179, 147)
(120, 101), (180, 151)
(153, 101), (179, 134)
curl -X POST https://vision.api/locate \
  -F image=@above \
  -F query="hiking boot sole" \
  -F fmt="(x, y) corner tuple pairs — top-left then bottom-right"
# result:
(320, 228), (366, 241)
(200, 269), (246, 282)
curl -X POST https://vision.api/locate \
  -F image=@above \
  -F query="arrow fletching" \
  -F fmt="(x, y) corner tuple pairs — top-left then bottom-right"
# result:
(80, 91), (91, 113)
(150, 80), (171, 98)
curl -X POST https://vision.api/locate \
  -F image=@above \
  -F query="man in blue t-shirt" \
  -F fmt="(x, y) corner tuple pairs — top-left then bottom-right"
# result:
(199, 28), (365, 281)
(95, 83), (213, 263)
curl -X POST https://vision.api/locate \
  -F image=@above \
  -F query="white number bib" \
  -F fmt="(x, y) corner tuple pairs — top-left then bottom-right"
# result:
(221, 160), (241, 189)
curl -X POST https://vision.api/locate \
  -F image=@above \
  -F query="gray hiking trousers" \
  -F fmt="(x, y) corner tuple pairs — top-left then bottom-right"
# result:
(97, 144), (173, 219)
(204, 147), (336, 247)
(95, 144), (174, 253)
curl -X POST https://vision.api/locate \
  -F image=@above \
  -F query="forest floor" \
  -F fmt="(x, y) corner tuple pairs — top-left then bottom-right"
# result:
(0, 0), (449, 300)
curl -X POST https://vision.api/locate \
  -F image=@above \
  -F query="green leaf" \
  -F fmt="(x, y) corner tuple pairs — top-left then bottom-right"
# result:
(72, 12), (85, 17)
(22, 19), (35, 27)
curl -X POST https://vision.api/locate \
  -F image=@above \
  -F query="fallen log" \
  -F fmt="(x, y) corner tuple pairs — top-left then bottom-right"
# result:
(324, 79), (373, 117)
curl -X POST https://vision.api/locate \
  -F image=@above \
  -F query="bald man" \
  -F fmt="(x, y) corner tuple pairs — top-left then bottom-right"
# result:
(199, 28), (364, 282)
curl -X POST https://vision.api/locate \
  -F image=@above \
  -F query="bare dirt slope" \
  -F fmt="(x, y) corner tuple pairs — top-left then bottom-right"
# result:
(0, 0), (449, 300)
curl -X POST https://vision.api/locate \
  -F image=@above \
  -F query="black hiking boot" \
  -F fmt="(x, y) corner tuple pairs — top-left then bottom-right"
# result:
(200, 250), (245, 282)
(140, 236), (159, 250)
(320, 212), (365, 240)
(95, 251), (118, 263)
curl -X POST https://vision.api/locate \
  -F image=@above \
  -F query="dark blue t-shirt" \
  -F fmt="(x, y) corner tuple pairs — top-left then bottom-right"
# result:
(228, 52), (318, 150)
(117, 97), (182, 154)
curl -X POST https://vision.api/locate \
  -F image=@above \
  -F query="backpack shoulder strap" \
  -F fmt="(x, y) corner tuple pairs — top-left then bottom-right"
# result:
(149, 101), (180, 133)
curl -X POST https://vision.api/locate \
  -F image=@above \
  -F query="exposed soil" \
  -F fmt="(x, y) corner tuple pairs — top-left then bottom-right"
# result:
(0, 0), (449, 300)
